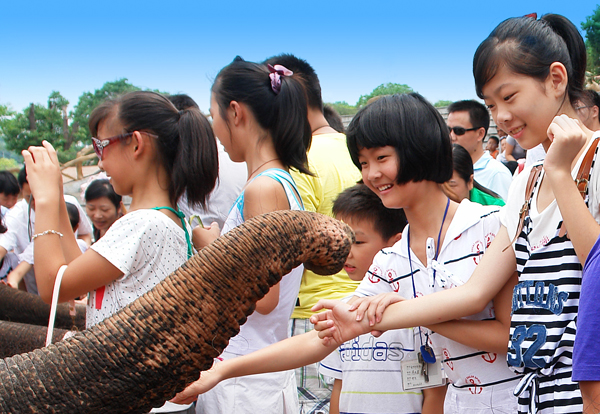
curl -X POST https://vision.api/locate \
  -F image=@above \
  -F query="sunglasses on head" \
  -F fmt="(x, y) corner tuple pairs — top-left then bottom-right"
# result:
(448, 126), (481, 136)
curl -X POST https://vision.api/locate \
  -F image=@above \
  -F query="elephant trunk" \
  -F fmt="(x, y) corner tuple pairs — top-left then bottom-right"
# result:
(0, 211), (352, 413)
(0, 283), (86, 330)
(0, 321), (72, 358)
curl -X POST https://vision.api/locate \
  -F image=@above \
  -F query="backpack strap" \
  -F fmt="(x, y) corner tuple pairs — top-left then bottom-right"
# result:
(575, 136), (600, 198)
(506, 165), (543, 249)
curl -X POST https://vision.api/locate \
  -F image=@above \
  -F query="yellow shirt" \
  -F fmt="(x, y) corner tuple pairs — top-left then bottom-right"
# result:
(291, 133), (362, 318)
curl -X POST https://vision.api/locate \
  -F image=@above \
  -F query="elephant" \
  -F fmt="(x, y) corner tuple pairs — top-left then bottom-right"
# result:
(0, 320), (72, 358)
(0, 283), (86, 330)
(0, 210), (353, 413)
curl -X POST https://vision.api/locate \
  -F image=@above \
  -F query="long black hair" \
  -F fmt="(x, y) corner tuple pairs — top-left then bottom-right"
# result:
(212, 57), (312, 175)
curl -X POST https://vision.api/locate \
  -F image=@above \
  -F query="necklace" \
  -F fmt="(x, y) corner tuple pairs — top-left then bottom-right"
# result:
(248, 158), (279, 180)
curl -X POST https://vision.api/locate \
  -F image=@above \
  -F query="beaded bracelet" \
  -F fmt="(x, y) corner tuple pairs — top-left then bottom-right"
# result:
(32, 230), (64, 240)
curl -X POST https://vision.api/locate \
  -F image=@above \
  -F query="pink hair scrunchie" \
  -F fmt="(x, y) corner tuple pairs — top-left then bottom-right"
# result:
(268, 64), (294, 95)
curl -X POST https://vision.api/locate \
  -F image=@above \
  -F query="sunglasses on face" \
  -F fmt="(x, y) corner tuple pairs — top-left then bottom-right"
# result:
(448, 126), (481, 136)
(91, 131), (157, 160)
(91, 132), (135, 160)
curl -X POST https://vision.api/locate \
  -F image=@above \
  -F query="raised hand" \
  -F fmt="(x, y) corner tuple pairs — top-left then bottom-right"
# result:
(544, 114), (588, 176)
(21, 141), (63, 204)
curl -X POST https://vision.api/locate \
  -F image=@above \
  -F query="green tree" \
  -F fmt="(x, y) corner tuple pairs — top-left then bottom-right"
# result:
(434, 100), (453, 108)
(0, 91), (71, 156)
(71, 79), (141, 144)
(326, 101), (358, 116)
(357, 83), (414, 107)
(582, 5), (600, 75)
(0, 158), (18, 170)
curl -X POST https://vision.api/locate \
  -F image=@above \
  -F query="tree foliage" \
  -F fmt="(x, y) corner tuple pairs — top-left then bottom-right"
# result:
(0, 158), (18, 170)
(583, 5), (600, 75)
(0, 92), (71, 158)
(0, 79), (156, 164)
(327, 101), (358, 116)
(71, 79), (141, 144)
(434, 100), (453, 108)
(357, 83), (414, 107)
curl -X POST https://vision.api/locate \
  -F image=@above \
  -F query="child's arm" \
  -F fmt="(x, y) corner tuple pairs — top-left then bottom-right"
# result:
(241, 176), (292, 314)
(23, 142), (123, 303)
(6, 261), (32, 289)
(170, 329), (339, 405)
(329, 379), (342, 414)
(424, 271), (518, 354)
(421, 385), (446, 414)
(311, 225), (517, 344)
(544, 116), (600, 263)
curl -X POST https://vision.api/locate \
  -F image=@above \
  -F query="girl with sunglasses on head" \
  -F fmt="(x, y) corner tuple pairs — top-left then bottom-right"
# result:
(189, 57), (311, 414)
(312, 13), (599, 414)
(24, 90), (217, 319)
(22, 92), (218, 414)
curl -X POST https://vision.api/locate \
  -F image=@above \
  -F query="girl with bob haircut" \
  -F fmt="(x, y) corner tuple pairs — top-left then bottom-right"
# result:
(191, 57), (311, 414)
(174, 93), (521, 413)
(312, 13), (599, 414)
(22, 89), (218, 324)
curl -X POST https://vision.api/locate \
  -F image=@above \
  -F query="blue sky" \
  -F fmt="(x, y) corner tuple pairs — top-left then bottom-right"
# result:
(0, 1), (596, 114)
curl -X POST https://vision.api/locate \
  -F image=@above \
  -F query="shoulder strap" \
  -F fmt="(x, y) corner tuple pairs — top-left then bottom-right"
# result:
(506, 165), (543, 249)
(575, 136), (600, 198)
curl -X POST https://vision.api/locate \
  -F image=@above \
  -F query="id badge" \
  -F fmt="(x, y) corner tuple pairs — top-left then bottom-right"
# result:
(401, 352), (446, 391)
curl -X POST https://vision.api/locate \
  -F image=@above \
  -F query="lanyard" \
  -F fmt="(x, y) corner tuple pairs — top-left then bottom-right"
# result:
(151, 206), (193, 259)
(406, 197), (450, 348)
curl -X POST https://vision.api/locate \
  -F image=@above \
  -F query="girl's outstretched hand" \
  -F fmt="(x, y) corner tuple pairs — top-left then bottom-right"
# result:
(170, 362), (223, 405)
(21, 141), (62, 203)
(348, 292), (405, 336)
(545, 115), (588, 176)
(310, 299), (370, 345)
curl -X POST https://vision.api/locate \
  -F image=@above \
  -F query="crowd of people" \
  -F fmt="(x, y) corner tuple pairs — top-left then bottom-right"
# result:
(1, 11), (600, 414)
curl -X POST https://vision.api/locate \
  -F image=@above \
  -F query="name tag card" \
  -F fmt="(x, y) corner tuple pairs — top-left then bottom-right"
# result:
(401, 353), (446, 391)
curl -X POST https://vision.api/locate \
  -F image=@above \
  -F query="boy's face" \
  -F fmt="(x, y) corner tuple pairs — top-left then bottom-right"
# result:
(340, 215), (400, 281)
(0, 192), (18, 209)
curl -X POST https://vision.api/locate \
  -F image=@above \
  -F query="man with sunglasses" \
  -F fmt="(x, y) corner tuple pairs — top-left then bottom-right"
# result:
(447, 100), (512, 200)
